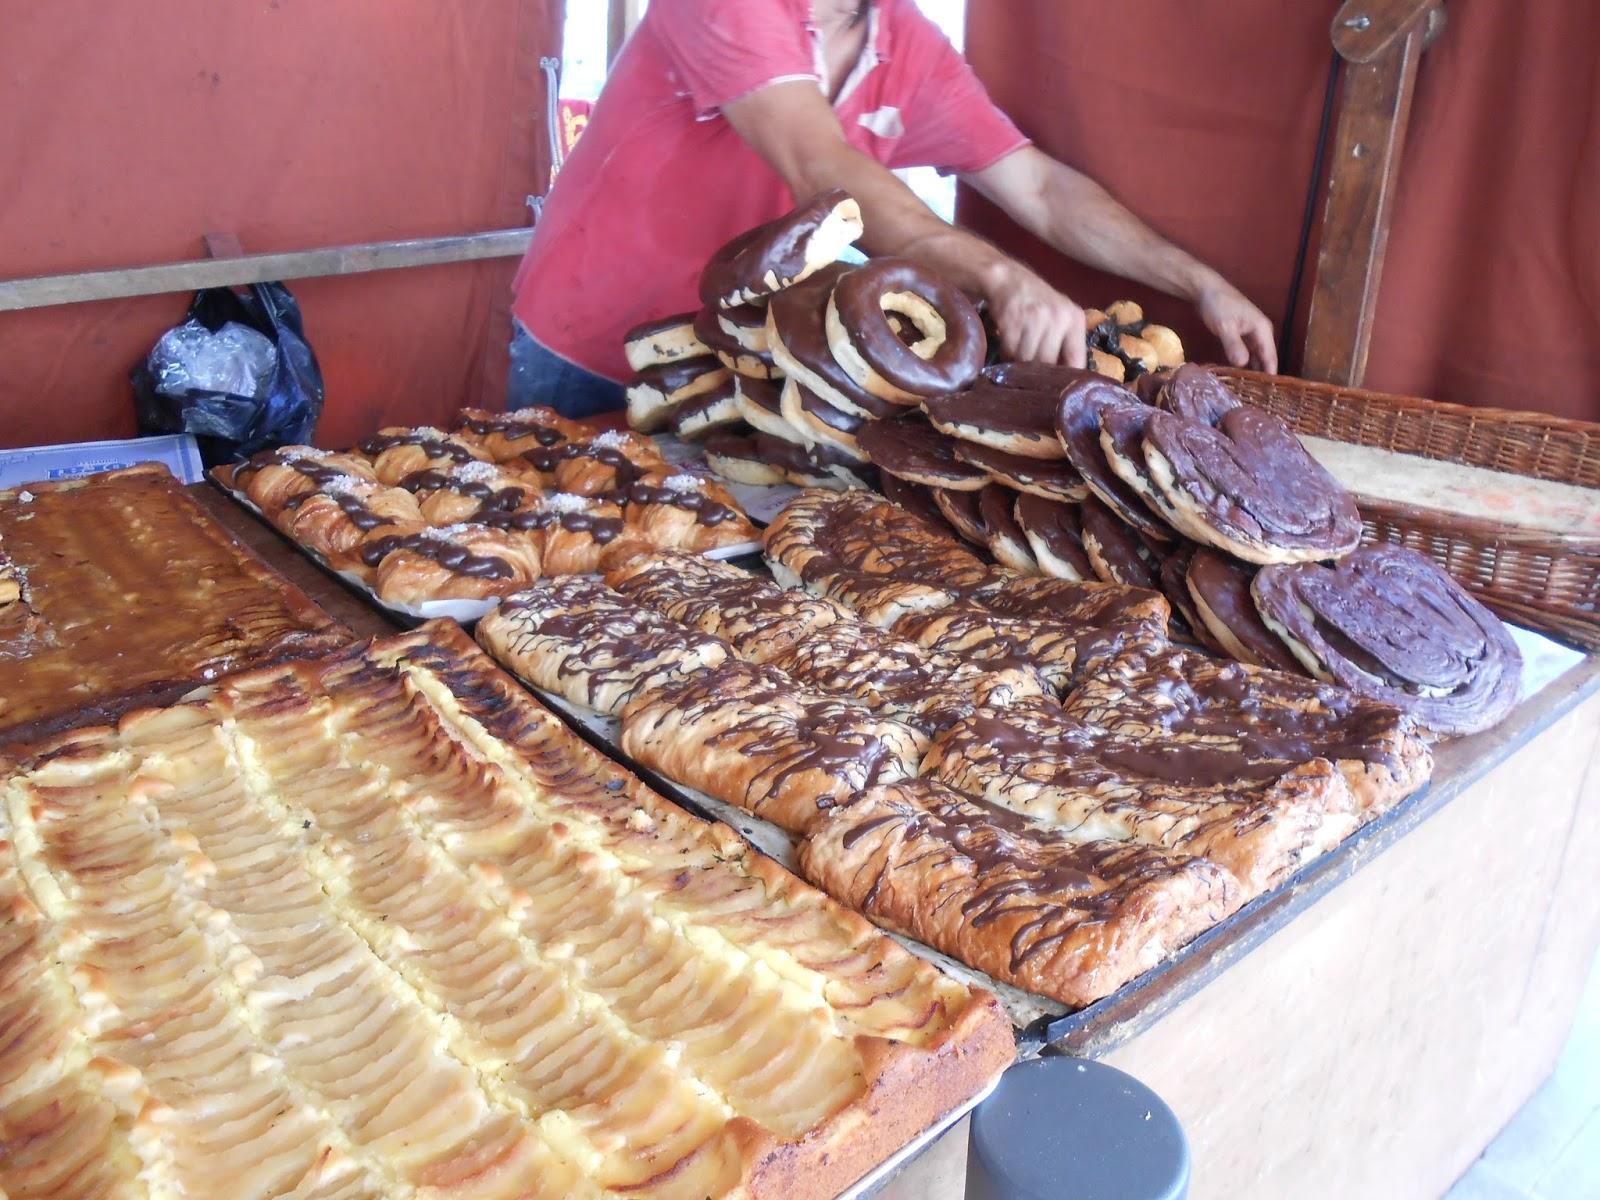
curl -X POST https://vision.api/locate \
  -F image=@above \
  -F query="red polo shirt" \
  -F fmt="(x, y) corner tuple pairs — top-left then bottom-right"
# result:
(512, 0), (1029, 384)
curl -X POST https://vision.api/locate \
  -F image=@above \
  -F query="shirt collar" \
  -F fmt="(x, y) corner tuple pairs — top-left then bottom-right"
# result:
(810, 2), (888, 109)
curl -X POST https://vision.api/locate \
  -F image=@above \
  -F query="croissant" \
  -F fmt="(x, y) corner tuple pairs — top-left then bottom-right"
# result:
(282, 483), (426, 564)
(453, 405), (587, 461)
(371, 524), (542, 604)
(358, 427), (490, 485)
(235, 447), (379, 514)
(523, 430), (669, 495)
(613, 473), (759, 553)
(398, 459), (539, 525)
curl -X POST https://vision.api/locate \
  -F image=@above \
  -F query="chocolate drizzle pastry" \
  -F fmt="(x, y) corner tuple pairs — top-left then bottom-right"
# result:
(924, 696), (1361, 898)
(477, 576), (729, 715)
(924, 376), (1067, 460)
(952, 439), (1089, 502)
(1142, 404), (1361, 564)
(1061, 638), (1432, 815)
(1251, 544), (1522, 736)
(857, 414), (989, 490)
(1055, 373), (1172, 540)
(962, 573), (1171, 644)
(619, 659), (926, 834)
(607, 547), (853, 659)
(278, 480), (426, 564)
(798, 780), (1242, 1007)
(233, 446), (380, 510)
(1184, 548), (1306, 674)
(892, 605), (1111, 694)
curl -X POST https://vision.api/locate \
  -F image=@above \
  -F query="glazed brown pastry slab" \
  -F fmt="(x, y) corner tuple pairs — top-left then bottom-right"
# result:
(799, 780), (1242, 1007)
(0, 464), (348, 744)
(0, 621), (1012, 1200)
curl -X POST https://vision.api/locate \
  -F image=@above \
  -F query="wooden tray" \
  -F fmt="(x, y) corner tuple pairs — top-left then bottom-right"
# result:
(1216, 368), (1600, 649)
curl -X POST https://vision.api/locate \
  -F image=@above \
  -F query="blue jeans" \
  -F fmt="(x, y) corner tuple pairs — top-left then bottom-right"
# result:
(508, 323), (625, 419)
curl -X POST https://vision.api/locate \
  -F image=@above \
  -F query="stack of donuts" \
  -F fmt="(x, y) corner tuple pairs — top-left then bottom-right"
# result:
(221, 407), (759, 607)
(858, 362), (1522, 737)
(624, 189), (992, 491)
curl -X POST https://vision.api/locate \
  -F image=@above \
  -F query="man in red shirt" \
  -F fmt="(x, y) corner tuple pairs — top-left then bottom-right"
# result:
(512, 0), (1277, 416)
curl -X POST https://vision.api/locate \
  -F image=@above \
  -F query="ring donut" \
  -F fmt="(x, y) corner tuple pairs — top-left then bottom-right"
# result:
(699, 189), (864, 309)
(622, 311), (710, 372)
(735, 377), (806, 444)
(825, 258), (986, 403)
(693, 305), (783, 380)
(779, 377), (868, 461)
(767, 264), (903, 421)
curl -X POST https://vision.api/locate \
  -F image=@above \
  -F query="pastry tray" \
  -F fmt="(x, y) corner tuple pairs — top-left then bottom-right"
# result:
(211, 474), (761, 624)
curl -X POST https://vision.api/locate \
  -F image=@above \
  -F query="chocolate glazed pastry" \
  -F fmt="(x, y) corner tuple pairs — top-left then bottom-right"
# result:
(622, 310), (710, 372)
(953, 439), (1088, 502)
(716, 302), (772, 354)
(1142, 405), (1362, 564)
(626, 357), (731, 433)
(1132, 367), (1173, 406)
(1097, 399), (1185, 529)
(880, 474), (962, 539)
(923, 378), (1066, 460)
(699, 188), (864, 308)
(702, 433), (787, 487)
(1251, 545), (1522, 736)
(1079, 496), (1161, 591)
(857, 414), (989, 490)
(694, 304), (782, 380)
(1158, 363), (1241, 426)
(756, 432), (876, 491)
(766, 264), (902, 420)
(1156, 542), (1218, 649)
(1055, 373), (1172, 540)
(1185, 549), (1306, 673)
(1014, 493), (1094, 581)
(669, 376), (743, 441)
(978, 484), (1037, 572)
(779, 377), (868, 460)
(737, 376), (806, 443)
(826, 258), (987, 403)
(933, 486), (989, 546)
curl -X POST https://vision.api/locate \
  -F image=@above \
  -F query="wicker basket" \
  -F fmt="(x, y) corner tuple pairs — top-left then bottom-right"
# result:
(1212, 368), (1600, 650)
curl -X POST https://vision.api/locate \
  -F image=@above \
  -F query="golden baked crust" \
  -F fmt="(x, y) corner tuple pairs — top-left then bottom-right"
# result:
(798, 780), (1242, 1007)
(0, 465), (348, 745)
(619, 659), (928, 834)
(476, 576), (729, 714)
(1061, 639), (1433, 817)
(0, 622), (1013, 1200)
(924, 696), (1361, 898)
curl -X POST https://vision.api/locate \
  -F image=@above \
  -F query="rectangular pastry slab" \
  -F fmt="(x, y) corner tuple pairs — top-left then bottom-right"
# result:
(0, 463), (349, 744)
(0, 621), (1012, 1200)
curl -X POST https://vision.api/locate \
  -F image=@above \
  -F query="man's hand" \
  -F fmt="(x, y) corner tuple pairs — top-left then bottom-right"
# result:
(980, 260), (1087, 367)
(1193, 276), (1278, 374)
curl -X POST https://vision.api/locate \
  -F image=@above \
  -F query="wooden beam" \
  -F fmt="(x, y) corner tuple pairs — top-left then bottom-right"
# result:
(1300, 5), (1436, 386)
(0, 229), (533, 313)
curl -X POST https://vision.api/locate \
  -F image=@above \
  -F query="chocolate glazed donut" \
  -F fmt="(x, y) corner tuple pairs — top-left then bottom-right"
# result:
(1251, 545), (1522, 736)
(699, 188), (864, 308)
(1142, 405), (1362, 564)
(826, 258), (987, 403)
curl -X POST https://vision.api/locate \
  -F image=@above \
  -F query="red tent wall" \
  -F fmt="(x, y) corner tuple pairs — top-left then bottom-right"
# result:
(0, 0), (560, 449)
(961, 0), (1600, 421)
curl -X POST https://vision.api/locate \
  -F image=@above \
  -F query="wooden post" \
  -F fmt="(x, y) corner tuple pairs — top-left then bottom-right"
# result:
(1300, 1), (1441, 386)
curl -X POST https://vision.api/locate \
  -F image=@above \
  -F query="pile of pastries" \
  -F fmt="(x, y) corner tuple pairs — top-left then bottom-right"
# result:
(857, 362), (1522, 737)
(476, 489), (1440, 1007)
(624, 189), (992, 491)
(0, 622), (1012, 1200)
(218, 407), (759, 606)
(1082, 299), (1186, 382)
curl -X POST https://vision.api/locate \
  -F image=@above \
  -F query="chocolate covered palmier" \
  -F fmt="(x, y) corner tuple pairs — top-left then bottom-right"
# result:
(1055, 373), (1171, 540)
(766, 264), (902, 421)
(826, 258), (987, 403)
(694, 304), (782, 380)
(932, 486), (989, 546)
(1098, 398), (1186, 529)
(1079, 496), (1161, 591)
(978, 484), (1037, 572)
(702, 433), (787, 486)
(1132, 368), (1173, 406)
(1185, 549), (1305, 674)
(622, 310), (710, 372)
(924, 376), (1066, 460)
(1251, 545), (1521, 736)
(779, 377), (868, 460)
(1142, 406), (1361, 564)
(699, 188), (864, 308)
(669, 375), (743, 441)
(952, 440), (1088, 502)
(1158, 363), (1240, 426)
(1014, 493), (1093, 581)
(735, 376), (805, 443)
(625, 357), (732, 433)
(1156, 542), (1218, 649)
(857, 414), (988, 490)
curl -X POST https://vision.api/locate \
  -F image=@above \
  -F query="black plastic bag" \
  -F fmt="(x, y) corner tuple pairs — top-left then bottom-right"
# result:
(132, 281), (324, 466)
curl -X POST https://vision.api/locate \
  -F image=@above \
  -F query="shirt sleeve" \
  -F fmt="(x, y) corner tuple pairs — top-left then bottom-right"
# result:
(647, 0), (819, 118)
(887, 14), (1030, 175)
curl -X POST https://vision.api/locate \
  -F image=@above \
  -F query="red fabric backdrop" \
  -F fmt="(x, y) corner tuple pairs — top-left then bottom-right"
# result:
(961, 0), (1600, 421)
(0, 0), (559, 450)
